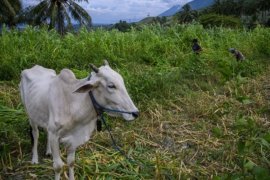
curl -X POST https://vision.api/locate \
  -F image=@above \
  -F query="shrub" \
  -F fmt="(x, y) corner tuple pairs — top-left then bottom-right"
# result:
(199, 13), (242, 28)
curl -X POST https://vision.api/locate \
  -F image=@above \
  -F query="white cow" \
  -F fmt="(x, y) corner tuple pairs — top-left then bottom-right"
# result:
(19, 61), (139, 180)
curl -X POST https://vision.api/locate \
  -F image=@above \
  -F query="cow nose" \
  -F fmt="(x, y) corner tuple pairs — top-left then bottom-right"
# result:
(132, 111), (139, 118)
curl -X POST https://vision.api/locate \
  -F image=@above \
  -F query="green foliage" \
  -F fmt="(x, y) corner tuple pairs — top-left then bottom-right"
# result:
(0, 24), (268, 81)
(113, 20), (131, 32)
(208, 0), (270, 27)
(0, 105), (30, 171)
(152, 16), (167, 25)
(177, 4), (198, 23)
(199, 13), (242, 28)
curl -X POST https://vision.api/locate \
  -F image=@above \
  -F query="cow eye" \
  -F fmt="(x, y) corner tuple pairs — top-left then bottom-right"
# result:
(108, 84), (116, 89)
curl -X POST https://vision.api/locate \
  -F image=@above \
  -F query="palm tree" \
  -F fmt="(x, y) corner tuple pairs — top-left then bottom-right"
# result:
(178, 4), (198, 23)
(23, 0), (91, 35)
(0, 0), (22, 27)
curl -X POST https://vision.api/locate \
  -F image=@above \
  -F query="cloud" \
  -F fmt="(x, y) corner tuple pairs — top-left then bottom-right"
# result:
(22, 0), (193, 24)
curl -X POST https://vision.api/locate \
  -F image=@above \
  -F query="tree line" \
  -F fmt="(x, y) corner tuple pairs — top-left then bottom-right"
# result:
(1, 0), (269, 35)
(177, 0), (270, 28)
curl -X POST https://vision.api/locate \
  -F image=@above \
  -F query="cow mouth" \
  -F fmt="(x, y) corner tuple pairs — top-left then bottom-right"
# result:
(106, 111), (121, 118)
(106, 111), (135, 121)
(123, 113), (136, 121)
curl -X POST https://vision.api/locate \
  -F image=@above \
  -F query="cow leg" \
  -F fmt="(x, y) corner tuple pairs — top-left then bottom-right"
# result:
(31, 124), (39, 164)
(49, 132), (64, 180)
(46, 131), (52, 156)
(67, 147), (76, 180)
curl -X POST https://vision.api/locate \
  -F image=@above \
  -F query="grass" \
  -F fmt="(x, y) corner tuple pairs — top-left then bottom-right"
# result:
(0, 24), (270, 179)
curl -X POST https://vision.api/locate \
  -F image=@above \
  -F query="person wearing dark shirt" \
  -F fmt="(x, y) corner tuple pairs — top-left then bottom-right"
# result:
(192, 39), (202, 54)
(229, 48), (245, 61)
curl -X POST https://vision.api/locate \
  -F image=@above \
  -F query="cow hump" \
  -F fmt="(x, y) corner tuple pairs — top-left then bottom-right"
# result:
(59, 69), (77, 84)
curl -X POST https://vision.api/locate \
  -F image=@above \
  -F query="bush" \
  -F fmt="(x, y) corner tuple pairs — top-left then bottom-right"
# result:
(199, 13), (242, 28)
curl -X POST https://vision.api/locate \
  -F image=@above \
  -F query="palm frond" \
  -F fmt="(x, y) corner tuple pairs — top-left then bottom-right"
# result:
(74, 0), (89, 3)
(1, 0), (16, 17)
(9, 0), (22, 12)
(62, 6), (72, 30)
(24, 1), (50, 25)
(68, 0), (91, 26)
(47, 1), (57, 29)
(56, 3), (66, 35)
(0, 0), (22, 25)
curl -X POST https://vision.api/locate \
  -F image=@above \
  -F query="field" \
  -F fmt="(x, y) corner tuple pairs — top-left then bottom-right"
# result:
(0, 24), (270, 179)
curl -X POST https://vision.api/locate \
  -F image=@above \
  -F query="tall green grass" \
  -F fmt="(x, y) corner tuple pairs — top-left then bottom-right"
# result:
(1, 24), (269, 103)
(0, 24), (269, 81)
(0, 24), (270, 179)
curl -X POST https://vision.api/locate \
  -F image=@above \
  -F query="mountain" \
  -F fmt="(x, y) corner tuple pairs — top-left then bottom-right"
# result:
(188, 0), (214, 10)
(158, 5), (182, 17)
(159, 0), (215, 17)
(138, 17), (156, 24)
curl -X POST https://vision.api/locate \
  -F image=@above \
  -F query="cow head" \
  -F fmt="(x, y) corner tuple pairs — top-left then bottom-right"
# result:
(74, 60), (139, 121)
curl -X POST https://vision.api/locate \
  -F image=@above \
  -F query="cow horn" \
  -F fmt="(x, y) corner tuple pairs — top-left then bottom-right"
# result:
(89, 64), (99, 73)
(104, 59), (109, 66)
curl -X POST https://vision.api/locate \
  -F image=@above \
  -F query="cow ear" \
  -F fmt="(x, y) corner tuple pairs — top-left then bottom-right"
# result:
(74, 80), (98, 93)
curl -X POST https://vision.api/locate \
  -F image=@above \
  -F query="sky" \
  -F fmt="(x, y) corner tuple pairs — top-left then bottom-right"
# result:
(22, 0), (193, 24)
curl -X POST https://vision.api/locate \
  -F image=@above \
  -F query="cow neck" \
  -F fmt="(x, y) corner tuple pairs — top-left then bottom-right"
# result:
(86, 74), (101, 131)
(87, 74), (102, 116)
(88, 91), (103, 116)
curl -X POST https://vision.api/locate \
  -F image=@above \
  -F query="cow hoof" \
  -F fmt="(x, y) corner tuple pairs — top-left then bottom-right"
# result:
(31, 159), (39, 164)
(45, 152), (52, 157)
(53, 160), (65, 172)
(45, 153), (52, 157)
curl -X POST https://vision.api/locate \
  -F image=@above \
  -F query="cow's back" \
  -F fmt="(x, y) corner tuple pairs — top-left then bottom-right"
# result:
(20, 65), (56, 128)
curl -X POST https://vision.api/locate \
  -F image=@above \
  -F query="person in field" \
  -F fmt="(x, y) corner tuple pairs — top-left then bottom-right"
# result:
(192, 38), (202, 54)
(229, 48), (245, 61)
